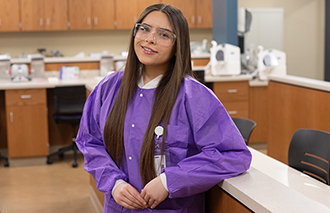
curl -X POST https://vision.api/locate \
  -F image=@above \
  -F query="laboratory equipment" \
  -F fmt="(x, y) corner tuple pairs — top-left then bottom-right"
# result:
(29, 54), (45, 79)
(209, 41), (241, 76)
(100, 55), (114, 76)
(10, 64), (31, 82)
(257, 46), (286, 80)
(0, 55), (11, 80)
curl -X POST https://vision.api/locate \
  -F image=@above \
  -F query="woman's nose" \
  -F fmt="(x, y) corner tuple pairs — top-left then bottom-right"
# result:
(145, 32), (156, 44)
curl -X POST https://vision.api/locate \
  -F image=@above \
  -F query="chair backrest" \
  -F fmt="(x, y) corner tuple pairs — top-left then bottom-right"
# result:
(288, 128), (330, 185)
(54, 86), (86, 113)
(232, 117), (256, 145)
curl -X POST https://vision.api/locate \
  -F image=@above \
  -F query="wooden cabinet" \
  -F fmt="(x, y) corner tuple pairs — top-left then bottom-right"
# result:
(92, 0), (115, 30)
(195, 0), (212, 28)
(5, 89), (49, 158)
(69, 0), (92, 30)
(161, 0), (212, 28)
(69, 0), (115, 30)
(115, 0), (160, 29)
(44, 0), (68, 31)
(248, 86), (268, 144)
(213, 81), (249, 118)
(1, 0), (211, 32)
(21, 0), (68, 31)
(0, 0), (20, 32)
(161, 0), (195, 27)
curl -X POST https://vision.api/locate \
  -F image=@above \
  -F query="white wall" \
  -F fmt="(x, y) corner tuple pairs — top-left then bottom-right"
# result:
(239, 0), (325, 80)
(0, 29), (212, 58)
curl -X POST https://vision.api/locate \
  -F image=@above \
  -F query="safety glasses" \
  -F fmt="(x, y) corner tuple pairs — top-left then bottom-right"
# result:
(134, 23), (176, 47)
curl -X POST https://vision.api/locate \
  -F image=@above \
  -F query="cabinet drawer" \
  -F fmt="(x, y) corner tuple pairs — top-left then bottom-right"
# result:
(213, 81), (249, 102)
(5, 89), (47, 106)
(222, 101), (249, 118)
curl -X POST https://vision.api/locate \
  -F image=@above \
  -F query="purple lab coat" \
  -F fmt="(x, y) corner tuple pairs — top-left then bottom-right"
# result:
(76, 71), (251, 212)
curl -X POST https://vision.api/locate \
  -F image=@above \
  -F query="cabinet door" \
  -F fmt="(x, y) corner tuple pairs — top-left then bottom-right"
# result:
(6, 105), (49, 157)
(69, 0), (92, 30)
(92, 0), (115, 30)
(161, 0), (195, 28)
(21, 0), (44, 31)
(115, 0), (138, 29)
(44, 0), (68, 31)
(137, 0), (161, 17)
(5, 89), (49, 158)
(196, 0), (212, 28)
(0, 0), (20, 32)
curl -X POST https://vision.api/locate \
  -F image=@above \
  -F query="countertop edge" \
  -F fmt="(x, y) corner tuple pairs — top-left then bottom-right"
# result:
(268, 74), (330, 92)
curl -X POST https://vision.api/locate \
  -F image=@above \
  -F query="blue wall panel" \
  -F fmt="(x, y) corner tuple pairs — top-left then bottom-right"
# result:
(212, 0), (238, 45)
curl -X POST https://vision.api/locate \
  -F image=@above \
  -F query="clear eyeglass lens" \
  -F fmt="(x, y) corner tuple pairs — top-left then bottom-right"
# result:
(135, 24), (176, 47)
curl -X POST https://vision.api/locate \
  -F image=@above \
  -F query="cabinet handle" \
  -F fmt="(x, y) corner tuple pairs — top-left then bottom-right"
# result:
(20, 95), (32, 99)
(10, 112), (13, 123)
(227, 89), (238, 93)
(0, 19), (1, 27)
(40, 18), (43, 26)
(228, 111), (238, 115)
(198, 16), (202, 24)
(191, 16), (195, 24)
(94, 17), (98, 25)
(87, 17), (91, 25)
(47, 18), (50, 26)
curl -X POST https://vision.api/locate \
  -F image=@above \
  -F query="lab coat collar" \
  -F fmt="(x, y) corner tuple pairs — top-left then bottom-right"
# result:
(138, 74), (163, 89)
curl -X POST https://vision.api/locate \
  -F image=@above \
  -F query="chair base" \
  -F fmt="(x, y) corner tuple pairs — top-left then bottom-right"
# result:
(47, 141), (78, 168)
(0, 153), (9, 167)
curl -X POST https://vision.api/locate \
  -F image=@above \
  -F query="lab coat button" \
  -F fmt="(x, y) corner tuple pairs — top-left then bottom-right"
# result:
(132, 124), (135, 127)
(140, 94), (143, 97)
(129, 156), (132, 160)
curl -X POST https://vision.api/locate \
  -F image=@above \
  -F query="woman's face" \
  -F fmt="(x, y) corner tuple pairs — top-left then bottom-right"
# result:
(134, 11), (176, 73)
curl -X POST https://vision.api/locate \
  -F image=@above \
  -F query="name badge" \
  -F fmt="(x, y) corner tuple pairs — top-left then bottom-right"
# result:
(154, 155), (166, 176)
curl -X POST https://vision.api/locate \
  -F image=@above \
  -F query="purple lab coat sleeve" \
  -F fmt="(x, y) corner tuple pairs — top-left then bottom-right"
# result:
(164, 78), (252, 199)
(76, 74), (127, 195)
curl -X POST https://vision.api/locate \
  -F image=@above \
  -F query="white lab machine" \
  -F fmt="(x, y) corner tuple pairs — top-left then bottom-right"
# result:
(100, 54), (114, 76)
(29, 54), (45, 79)
(0, 55), (11, 80)
(10, 64), (31, 82)
(209, 41), (241, 76)
(257, 46), (286, 80)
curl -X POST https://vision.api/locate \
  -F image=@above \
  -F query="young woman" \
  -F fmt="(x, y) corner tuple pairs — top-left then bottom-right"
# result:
(76, 4), (252, 212)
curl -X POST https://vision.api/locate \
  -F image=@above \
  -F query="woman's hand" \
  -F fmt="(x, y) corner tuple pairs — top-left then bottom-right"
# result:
(141, 176), (169, 209)
(112, 182), (147, 209)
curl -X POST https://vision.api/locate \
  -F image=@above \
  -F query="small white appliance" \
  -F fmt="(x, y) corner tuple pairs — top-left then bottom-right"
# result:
(0, 55), (11, 80)
(10, 64), (31, 82)
(29, 54), (45, 79)
(100, 55), (114, 76)
(257, 47), (287, 80)
(209, 41), (241, 76)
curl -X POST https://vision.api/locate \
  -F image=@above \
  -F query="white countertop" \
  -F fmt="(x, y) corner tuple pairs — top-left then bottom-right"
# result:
(269, 74), (330, 92)
(9, 54), (210, 64)
(205, 74), (253, 82)
(221, 147), (330, 213)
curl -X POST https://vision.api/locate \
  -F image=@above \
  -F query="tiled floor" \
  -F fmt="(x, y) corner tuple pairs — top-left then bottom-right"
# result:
(0, 143), (267, 213)
(0, 153), (97, 213)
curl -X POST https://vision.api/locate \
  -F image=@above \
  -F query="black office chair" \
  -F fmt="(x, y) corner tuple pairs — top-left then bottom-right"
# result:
(46, 86), (86, 168)
(288, 128), (330, 185)
(0, 152), (9, 167)
(232, 117), (256, 145)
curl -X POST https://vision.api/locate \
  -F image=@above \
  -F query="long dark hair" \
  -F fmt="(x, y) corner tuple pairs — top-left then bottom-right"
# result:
(104, 4), (193, 185)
